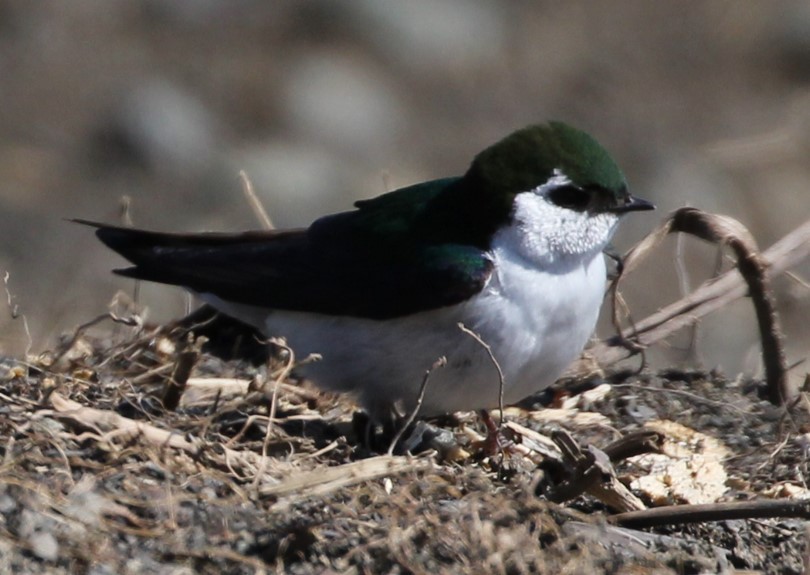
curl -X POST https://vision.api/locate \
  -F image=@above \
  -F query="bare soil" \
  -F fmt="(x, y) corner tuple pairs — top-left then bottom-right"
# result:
(0, 324), (808, 574)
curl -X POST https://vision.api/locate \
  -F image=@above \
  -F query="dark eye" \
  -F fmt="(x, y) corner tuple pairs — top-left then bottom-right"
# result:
(547, 186), (591, 211)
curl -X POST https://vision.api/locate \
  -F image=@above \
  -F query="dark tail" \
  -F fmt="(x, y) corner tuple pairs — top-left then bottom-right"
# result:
(73, 219), (204, 280)
(73, 219), (302, 290)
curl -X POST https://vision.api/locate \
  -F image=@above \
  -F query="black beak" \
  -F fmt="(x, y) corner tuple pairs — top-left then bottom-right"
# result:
(610, 194), (655, 214)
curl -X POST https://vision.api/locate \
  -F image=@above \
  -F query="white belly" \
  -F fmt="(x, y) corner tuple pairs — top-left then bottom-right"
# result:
(220, 249), (608, 417)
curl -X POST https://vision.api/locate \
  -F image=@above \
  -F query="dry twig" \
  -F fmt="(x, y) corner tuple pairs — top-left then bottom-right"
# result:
(459, 323), (506, 428)
(572, 208), (807, 404)
(161, 334), (206, 410)
(387, 356), (447, 456)
(543, 429), (646, 513)
(611, 498), (810, 529)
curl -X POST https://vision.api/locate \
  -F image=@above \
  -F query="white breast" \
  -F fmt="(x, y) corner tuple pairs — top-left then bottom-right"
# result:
(247, 239), (607, 417)
(202, 190), (618, 417)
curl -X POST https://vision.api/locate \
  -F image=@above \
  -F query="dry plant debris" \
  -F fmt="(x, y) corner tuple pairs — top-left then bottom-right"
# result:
(1, 212), (809, 573)
(570, 208), (810, 406)
(1, 330), (809, 574)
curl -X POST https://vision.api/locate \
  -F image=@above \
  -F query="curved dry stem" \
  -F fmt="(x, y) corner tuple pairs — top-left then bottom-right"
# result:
(584, 207), (799, 404)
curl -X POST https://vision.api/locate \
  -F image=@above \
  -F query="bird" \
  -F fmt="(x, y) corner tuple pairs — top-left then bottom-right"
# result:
(80, 122), (654, 419)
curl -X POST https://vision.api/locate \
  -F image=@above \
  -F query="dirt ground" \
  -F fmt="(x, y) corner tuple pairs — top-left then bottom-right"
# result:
(1, 318), (808, 575)
(2, 1), (810, 376)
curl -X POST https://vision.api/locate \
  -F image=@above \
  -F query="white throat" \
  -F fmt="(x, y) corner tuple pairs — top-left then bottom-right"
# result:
(493, 174), (620, 269)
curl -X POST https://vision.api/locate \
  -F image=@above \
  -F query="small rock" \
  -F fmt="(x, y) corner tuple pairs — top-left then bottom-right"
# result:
(19, 509), (59, 562)
(283, 53), (407, 161)
(28, 530), (59, 562)
(344, 0), (507, 72)
(101, 80), (221, 179)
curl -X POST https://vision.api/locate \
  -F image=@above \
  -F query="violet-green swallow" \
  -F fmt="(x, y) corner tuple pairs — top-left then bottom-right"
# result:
(82, 122), (653, 417)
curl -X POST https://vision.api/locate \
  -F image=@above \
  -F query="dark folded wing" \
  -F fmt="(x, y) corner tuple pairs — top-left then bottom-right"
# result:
(78, 218), (493, 320)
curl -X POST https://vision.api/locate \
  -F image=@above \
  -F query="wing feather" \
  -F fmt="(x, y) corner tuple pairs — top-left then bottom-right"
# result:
(77, 178), (493, 319)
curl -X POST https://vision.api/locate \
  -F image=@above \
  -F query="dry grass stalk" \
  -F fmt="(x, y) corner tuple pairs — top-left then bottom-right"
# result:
(260, 454), (432, 501)
(239, 170), (274, 230)
(3, 270), (32, 357)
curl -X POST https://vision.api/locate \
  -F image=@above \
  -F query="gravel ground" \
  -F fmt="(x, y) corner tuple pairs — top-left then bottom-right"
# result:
(0, 319), (808, 574)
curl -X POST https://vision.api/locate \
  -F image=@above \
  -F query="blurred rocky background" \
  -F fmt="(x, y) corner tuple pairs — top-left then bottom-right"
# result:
(1, 1), (808, 384)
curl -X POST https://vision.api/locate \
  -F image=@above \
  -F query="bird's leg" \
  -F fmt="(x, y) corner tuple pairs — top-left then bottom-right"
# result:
(352, 403), (405, 452)
(478, 409), (512, 455)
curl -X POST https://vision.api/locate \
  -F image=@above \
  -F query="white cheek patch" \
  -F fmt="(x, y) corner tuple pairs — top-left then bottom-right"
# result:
(498, 182), (620, 265)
